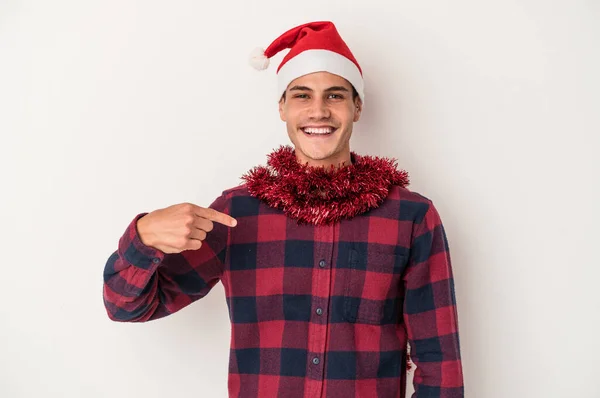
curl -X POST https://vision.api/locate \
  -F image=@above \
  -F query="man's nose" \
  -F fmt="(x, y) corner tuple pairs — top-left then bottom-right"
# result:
(308, 98), (331, 119)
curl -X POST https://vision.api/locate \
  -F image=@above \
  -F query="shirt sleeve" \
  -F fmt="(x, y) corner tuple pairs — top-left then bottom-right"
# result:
(102, 193), (230, 322)
(403, 199), (464, 397)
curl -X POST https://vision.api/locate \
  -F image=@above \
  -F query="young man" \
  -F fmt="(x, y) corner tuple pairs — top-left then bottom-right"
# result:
(103, 21), (464, 398)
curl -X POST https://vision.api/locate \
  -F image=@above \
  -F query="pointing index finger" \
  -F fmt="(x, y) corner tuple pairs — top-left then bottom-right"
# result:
(200, 207), (237, 227)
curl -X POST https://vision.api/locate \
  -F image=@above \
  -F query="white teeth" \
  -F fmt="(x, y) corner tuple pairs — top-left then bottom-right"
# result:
(303, 127), (334, 135)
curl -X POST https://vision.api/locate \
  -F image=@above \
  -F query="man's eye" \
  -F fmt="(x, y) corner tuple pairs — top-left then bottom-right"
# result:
(294, 94), (309, 99)
(329, 94), (343, 99)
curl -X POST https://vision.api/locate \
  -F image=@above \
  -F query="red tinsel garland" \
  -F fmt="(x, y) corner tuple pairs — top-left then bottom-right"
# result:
(241, 145), (410, 225)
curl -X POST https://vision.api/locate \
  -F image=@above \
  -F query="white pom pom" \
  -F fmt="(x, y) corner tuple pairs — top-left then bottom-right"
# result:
(249, 47), (270, 71)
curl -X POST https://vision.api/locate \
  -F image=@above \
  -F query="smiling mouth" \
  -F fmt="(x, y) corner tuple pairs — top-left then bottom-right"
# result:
(301, 126), (337, 136)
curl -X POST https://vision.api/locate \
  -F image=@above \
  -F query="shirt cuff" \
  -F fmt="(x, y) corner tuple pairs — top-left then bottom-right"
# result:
(119, 212), (166, 270)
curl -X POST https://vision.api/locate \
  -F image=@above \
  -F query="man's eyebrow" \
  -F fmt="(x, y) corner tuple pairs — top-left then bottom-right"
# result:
(324, 86), (350, 92)
(288, 85), (350, 92)
(289, 85), (313, 92)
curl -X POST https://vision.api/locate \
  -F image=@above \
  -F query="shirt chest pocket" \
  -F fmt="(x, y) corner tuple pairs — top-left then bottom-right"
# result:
(342, 248), (407, 325)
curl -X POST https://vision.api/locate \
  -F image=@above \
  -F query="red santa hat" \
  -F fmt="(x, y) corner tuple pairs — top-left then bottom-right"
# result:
(249, 21), (365, 103)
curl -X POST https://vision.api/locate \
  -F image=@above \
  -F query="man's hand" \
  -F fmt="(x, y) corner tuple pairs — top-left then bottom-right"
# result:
(136, 202), (237, 253)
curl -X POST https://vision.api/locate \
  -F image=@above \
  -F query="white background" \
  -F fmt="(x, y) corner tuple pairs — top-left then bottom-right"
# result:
(1, 1), (599, 397)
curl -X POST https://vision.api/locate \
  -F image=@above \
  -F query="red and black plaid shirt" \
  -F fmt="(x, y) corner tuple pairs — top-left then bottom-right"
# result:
(103, 184), (464, 397)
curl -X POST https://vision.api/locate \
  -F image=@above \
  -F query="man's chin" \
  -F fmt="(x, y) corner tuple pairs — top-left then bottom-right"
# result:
(294, 142), (340, 164)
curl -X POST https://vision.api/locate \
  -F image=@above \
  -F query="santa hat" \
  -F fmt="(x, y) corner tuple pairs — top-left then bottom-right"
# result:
(249, 21), (365, 103)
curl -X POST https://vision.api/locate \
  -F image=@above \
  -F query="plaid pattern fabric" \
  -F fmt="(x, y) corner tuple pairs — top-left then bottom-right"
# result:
(103, 184), (464, 397)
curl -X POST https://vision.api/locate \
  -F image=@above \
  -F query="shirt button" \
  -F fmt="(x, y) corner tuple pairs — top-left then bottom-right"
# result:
(312, 357), (320, 365)
(152, 258), (160, 264)
(316, 308), (323, 316)
(319, 260), (326, 268)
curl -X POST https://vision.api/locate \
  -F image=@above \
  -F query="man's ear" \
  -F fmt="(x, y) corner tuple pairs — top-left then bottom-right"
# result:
(279, 95), (286, 122)
(353, 98), (363, 122)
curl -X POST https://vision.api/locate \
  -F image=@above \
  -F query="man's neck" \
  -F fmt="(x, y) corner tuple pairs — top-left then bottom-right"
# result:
(295, 150), (352, 169)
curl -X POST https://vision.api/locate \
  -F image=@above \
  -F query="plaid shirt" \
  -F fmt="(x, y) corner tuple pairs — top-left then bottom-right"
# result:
(103, 184), (464, 397)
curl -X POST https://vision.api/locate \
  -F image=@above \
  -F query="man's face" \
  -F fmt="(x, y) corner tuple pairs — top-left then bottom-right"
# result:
(278, 71), (362, 166)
